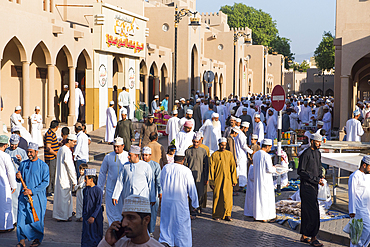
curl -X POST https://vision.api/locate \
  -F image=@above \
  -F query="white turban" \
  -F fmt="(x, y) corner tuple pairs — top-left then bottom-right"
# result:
(212, 113), (219, 118)
(311, 133), (323, 141)
(262, 139), (272, 146)
(120, 108), (128, 115)
(218, 137), (227, 143)
(241, 122), (250, 128)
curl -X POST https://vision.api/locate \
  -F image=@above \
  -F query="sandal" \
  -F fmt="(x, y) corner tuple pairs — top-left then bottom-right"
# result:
(310, 239), (323, 247)
(224, 216), (233, 221)
(213, 218), (220, 221)
(30, 239), (41, 247)
(16, 243), (25, 247)
(300, 237), (311, 243)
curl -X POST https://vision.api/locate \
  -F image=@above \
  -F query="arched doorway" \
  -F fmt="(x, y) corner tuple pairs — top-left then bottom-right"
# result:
(219, 74), (223, 99)
(191, 45), (199, 93)
(160, 64), (168, 100)
(140, 60), (148, 104)
(76, 50), (91, 122)
(214, 73), (218, 99)
(55, 46), (73, 123)
(30, 42), (52, 124)
(315, 89), (323, 96)
(149, 62), (158, 104)
(1, 37), (27, 127)
(239, 59), (243, 96)
(325, 89), (334, 96)
(305, 89), (313, 95)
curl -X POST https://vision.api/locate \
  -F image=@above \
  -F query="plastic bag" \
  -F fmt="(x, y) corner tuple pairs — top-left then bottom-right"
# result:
(349, 218), (363, 245)
(317, 179), (328, 200)
(343, 220), (350, 234)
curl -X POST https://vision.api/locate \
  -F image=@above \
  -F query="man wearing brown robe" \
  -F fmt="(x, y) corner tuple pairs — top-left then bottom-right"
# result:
(139, 115), (157, 148)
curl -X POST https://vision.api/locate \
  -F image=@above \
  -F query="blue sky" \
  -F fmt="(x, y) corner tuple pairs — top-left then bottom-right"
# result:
(196, 0), (336, 63)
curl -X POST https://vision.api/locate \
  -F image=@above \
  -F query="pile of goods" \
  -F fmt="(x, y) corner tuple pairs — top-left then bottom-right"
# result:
(154, 113), (170, 136)
(275, 200), (301, 217)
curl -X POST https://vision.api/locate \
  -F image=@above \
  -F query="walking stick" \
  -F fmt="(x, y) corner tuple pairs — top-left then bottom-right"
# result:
(11, 159), (39, 222)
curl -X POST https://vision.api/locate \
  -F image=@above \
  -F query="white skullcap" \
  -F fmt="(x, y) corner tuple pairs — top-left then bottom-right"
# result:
(64, 85), (69, 89)
(28, 142), (39, 151)
(142, 146), (152, 154)
(196, 90), (200, 93)
(251, 134), (258, 139)
(172, 110), (178, 115)
(236, 118), (241, 123)
(304, 131), (311, 139)
(354, 109), (361, 116)
(193, 132), (203, 141)
(118, 102), (124, 107)
(230, 116), (237, 121)
(186, 109), (193, 114)
(75, 82), (79, 86)
(122, 195), (151, 214)
(317, 121), (324, 126)
(175, 150), (185, 157)
(175, 100), (179, 104)
(35, 106), (40, 110)
(129, 145), (141, 154)
(85, 169), (97, 176)
(180, 98), (185, 101)
(218, 137), (227, 143)
(241, 122), (250, 128)
(254, 114), (261, 118)
(67, 134), (77, 141)
(120, 108), (127, 115)
(109, 101), (114, 105)
(196, 98), (201, 103)
(154, 95), (159, 99)
(311, 133), (323, 141)
(230, 109), (235, 114)
(362, 155), (370, 165)
(243, 107), (248, 111)
(15, 106), (22, 111)
(212, 113), (219, 118)
(114, 137), (124, 146)
(262, 139), (272, 146)
(323, 105), (329, 110)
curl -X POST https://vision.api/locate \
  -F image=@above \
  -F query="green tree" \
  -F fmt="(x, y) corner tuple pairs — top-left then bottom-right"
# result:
(314, 31), (335, 72)
(220, 3), (278, 46)
(220, 3), (294, 69)
(298, 60), (310, 72)
(269, 36), (294, 69)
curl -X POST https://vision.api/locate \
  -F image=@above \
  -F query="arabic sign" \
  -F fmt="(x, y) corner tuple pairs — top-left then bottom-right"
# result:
(98, 4), (147, 57)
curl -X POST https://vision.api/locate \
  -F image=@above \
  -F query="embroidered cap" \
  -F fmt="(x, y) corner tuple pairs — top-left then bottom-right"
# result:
(142, 146), (152, 154)
(28, 142), (39, 151)
(218, 137), (227, 143)
(9, 134), (20, 144)
(129, 145), (141, 154)
(85, 169), (96, 176)
(122, 195), (151, 214)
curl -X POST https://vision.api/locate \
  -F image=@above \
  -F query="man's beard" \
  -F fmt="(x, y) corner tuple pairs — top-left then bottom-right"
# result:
(212, 120), (221, 129)
(186, 116), (191, 120)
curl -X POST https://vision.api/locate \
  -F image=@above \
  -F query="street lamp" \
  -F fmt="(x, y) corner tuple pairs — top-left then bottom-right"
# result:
(174, 6), (199, 103)
(233, 31), (251, 95)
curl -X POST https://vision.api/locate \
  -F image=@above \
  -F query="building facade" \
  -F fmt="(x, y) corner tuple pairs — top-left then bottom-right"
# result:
(334, 0), (370, 129)
(0, 0), (285, 131)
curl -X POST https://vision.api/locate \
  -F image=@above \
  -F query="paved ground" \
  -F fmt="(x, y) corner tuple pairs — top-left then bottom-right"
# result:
(1, 127), (349, 246)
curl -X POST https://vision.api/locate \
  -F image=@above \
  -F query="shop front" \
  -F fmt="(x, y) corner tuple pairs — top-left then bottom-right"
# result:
(88, 2), (147, 129)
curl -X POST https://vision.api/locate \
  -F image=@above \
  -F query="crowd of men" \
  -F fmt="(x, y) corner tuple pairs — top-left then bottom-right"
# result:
(3, 86), (370, 247)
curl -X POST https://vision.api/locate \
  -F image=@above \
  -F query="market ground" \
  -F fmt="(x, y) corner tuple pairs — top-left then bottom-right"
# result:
(1, 128), (348, 247)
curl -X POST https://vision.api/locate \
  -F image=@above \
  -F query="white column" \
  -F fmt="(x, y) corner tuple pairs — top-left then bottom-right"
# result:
(340, 75), (350, 129)
(46, 64), (55, 127)
(68, 66), (76, 125)
(22, 61), (30, 130)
